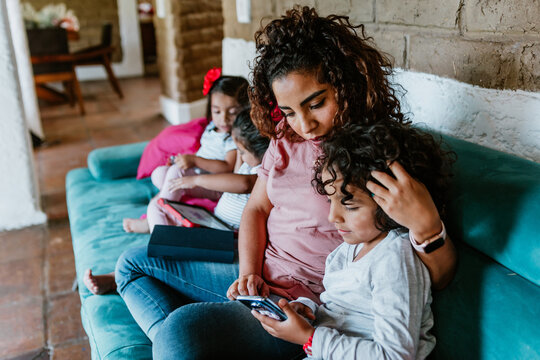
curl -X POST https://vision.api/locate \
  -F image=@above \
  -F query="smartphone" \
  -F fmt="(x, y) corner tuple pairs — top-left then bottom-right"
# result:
(236, 295), (288, 321)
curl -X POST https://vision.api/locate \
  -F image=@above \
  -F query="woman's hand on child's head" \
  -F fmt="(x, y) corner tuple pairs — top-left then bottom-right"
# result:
(366, 161), (442, 241)
(174, 154), (196, 170)
(168, 176), (197, 192)
(226, 274), (269, 300)
(252, 299), (315, 345)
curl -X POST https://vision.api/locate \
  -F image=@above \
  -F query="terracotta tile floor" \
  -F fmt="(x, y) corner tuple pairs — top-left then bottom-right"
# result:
(0, 76), (168, 359)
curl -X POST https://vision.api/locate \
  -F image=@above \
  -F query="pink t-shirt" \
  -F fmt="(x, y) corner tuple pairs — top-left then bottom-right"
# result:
(258, 135), (343, 303)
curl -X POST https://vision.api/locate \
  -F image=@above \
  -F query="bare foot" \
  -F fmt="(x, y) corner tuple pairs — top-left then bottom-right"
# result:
(123, 218), (150, 233)
(83, 269), (117, 295)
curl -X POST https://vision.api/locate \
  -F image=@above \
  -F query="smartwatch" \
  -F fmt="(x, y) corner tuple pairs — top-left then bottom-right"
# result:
(409, 221), (446, 254)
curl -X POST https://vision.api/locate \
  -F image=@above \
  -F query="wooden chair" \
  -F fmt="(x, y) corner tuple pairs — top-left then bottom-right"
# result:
(73, 23), (123, 98)
(27, 27), (86, 115)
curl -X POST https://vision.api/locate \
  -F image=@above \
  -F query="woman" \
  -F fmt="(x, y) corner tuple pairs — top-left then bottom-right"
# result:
(122, 7), (457, 359)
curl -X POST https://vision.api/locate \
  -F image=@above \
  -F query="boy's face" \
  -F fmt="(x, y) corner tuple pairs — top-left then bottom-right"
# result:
(323, 170), (386, 246)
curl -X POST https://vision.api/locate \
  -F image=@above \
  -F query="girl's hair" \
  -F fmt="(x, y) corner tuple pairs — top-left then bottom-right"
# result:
(313, 122), (455, 232)
(232, 108), (270, 161)
(206, 76), (250, 121)
(250, 6), (405, 141)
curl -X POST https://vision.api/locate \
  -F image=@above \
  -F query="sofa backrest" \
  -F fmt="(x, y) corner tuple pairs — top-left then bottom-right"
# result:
(441, 134), (540, 286)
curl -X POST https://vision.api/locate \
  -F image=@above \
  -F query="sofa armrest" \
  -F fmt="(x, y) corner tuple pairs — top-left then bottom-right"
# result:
(87, 142), (148, 181)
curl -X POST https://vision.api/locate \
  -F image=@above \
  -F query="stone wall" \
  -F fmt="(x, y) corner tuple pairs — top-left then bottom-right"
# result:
(223, 0), (540, 92)
(26, 0), (122, 62)
(154, 0), (223, 103)
(221, 1), (540, 162)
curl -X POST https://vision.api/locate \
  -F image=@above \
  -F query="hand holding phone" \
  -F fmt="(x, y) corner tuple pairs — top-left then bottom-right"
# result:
(237, 295), (287, 321)
(246, 297), (316, 346)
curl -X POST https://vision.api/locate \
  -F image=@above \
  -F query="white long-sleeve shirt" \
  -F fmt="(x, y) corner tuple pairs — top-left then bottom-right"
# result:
(296, 230), (435, 360)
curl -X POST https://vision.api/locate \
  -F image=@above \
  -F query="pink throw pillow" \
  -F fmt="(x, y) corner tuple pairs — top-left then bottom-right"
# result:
(137, 117), (209, 179)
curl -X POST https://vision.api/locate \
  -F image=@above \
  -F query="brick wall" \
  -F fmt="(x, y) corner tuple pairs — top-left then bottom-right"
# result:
(154, 0), (223, 103)
(223, 0), (540, 92)
(26, 0), (122, 62)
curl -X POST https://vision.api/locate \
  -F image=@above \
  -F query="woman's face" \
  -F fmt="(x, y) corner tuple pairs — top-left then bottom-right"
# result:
(272, 71), (338, 141)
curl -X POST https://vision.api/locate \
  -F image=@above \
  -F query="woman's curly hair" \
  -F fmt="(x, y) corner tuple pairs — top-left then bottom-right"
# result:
(232, 108), (270, 161)
(313, 122), (456, 233)
(250, 6), (405, 141)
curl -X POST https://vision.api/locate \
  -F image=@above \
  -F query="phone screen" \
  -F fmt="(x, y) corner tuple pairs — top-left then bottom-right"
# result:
(237, 296), (287, 321)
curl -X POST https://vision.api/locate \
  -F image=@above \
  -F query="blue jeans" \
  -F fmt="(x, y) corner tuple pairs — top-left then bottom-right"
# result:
(152, 301), (303, 360)
(115, 246), (239, 341)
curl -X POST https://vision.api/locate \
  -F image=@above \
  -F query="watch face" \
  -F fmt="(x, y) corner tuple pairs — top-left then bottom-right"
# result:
(425, 237), (445, 254)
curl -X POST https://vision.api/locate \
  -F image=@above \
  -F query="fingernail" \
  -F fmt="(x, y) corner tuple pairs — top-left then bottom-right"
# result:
(370, 193), (374, 197)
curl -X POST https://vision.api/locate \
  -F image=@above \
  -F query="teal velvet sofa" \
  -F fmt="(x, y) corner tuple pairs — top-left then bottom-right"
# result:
(66, 135), (540, 359)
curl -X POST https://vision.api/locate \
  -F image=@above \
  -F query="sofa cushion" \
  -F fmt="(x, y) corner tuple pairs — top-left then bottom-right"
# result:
(66, 168), (156, 359)
(432, 242), (540, 359)
(88, 142), (148, 181)
(136, 117), (208, 179)
(442, 135), (540, 287)
(81, 295), (151, 360)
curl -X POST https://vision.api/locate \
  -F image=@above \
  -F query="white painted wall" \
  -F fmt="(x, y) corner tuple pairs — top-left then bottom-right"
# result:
(395, 71), (540, 163)
(223, 38), (540, 163)
(0, 1), (47, 231)
(6, 0), (43, 139)
(76, 0), (144, 81)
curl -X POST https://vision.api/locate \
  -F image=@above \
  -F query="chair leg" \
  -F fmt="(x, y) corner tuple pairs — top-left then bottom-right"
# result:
(71, 71), (85, 115)
(103, 55), (123, 99)
(63, 81), (75, 107)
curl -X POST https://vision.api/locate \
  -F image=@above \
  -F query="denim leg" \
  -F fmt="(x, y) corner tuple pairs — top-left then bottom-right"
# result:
(115, 246), (239, 341)
(152, 301), (304, 360)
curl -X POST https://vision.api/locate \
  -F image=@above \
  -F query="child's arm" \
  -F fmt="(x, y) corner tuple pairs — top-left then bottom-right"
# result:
(367, 161), (457, 290)
(168, 173), (257, 194)
(174, 149), (237, 174)
(254, 240), (432, 360)
(227, 177), (272, 300)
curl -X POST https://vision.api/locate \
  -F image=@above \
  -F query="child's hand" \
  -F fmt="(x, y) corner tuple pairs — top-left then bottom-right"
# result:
(168, 176), (197, 192)
(227, 274), (269, 300)
(174, 154), (196, 170)
(367, 161), (442, 241)
(289, 302), (316, 321)
(252, 299), (315, 345)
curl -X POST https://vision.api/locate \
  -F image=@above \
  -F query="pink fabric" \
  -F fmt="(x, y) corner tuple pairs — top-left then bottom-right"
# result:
(258, 133), (343, 304)
(146, 165), (221, 230)
(136, 117), (209, 179)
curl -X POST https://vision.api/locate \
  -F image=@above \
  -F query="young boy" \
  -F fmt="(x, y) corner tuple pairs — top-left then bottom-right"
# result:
(252, 120), (454, 359)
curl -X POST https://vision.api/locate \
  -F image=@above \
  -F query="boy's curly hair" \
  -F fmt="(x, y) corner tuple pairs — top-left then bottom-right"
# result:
(232, 109), (270, 161)
(313, 122), (455, 232)
(250, 6), (405, 141)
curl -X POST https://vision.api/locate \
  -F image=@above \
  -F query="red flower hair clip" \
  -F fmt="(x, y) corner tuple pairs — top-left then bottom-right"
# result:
(270, 102), (283, 122)
(202, 67), (222, 96)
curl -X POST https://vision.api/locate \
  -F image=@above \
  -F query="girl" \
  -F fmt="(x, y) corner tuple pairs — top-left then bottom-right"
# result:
(121, 7), (457, 359)
(85, 109), (268, 295)
(122, 70), (249, 233)
(168, 109), (270, 230)
(252, 121), (454, 359)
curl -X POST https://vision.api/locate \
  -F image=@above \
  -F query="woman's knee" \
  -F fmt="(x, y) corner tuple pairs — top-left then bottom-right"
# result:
(115, 246), (147, 290)
(153, 303), (215, 360)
